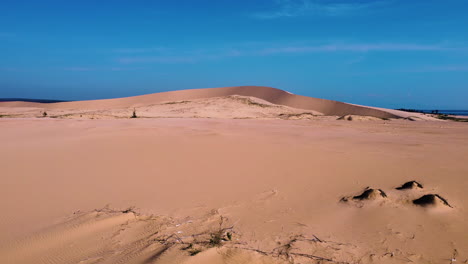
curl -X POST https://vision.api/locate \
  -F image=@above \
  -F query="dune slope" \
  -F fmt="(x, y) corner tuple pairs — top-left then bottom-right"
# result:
(0, 86), (402, 119)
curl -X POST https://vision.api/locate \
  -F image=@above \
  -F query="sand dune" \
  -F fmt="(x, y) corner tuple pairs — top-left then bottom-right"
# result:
(1, 87), (466, 264)
(0, 95), (324, 120)
(0, 86), (417, 119)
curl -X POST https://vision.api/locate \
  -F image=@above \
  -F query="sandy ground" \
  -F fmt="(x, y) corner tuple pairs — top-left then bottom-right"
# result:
(0, 87), (466, 264)
(0, 117), (467, 264)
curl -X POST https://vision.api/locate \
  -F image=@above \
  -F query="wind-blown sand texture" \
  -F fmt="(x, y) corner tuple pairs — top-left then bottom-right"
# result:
(0, 86), (466, 264)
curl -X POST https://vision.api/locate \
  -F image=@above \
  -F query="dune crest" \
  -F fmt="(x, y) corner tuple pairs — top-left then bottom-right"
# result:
(0, 86), (418, 119)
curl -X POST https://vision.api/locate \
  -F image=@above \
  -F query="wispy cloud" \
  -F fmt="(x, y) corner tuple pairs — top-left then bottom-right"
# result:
(63, 67), (143, 72)
(116, 42), (463, 64)
(344, 55), (366, 65)
(0, 67), (22, 72)
(405, 65), (468, 73)
(117, 49), (243, 64)
(112, 47), (167, 54)
(117, 56), (200, 64)
(0, 32), (14, 38)
(251, 0), (390, 19)
(258, 43), (454, 54)
(63, 67), (95, 72)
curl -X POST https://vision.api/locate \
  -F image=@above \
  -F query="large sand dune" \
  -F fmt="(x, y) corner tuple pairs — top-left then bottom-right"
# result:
(0, 86), (422, 119)
(0, 87), (466, 264)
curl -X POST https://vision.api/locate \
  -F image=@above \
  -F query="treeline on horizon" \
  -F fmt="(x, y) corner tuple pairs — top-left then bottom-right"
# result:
(396, 108), (441, 114)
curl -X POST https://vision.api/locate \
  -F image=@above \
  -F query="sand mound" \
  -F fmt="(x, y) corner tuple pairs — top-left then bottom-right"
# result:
(353, 188), (388, 200)
(396, 181), (424, 190)
(0, 86), (402, 119)
(340, 187), (388, 203)
(413, 194), (452, 208)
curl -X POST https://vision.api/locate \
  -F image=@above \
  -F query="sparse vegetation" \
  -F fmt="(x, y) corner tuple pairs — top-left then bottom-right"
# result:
(337, 115), (353, 121)
(435, 114), (468, 122)
(396, 108), (426, 114)
(131, 108), (137, 118)
(95, 205), (140, 215)
(43, 111), (48, 117)
(121, 206), (137, 214)
(397, 108), (444, 115)
(397, 109), (468, 122)
(278, 112), (315, 119)
(163, 100), (190, 105)
(181, 244), (202, 256)
(230, 96), (272, 108)
(188, 248), (202, 256)
(208, 230), (225, 247)
(404, 117), (417, 121)
(67, 208), (350, 263)
(153, 215), (236, 257)
(207, 216), (233, 247)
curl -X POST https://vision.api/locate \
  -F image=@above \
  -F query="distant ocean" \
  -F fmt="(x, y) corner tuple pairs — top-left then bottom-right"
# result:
(0, 98), (69, 103)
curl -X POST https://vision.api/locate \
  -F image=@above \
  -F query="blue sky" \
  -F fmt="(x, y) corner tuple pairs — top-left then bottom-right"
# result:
(1, 0), (467, 109)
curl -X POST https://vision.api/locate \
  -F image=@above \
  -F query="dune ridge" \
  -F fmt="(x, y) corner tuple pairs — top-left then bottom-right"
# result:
(1, 86), (466, 264)
(0, 86), (402, 119)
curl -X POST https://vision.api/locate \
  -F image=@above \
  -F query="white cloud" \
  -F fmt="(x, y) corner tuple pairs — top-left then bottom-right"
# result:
(406, 65), (468, 73)
(0, 32), (14, 38)
(258, 43), (452, 54)
(62, 67), (143, 72)
(112, 47), (167, 54)
(115, 42), (462, 64)
(251, 0), (390, 19)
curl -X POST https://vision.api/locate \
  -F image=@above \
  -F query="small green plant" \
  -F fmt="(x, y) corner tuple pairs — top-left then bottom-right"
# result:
(208, 223), (233, 247)
(209, 231), (223, 247)
(131, 108), (137, 118)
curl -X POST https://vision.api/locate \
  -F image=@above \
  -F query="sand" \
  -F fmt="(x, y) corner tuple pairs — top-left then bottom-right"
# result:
(0, 87), (467, 264)
(0, 86), (437, 120)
